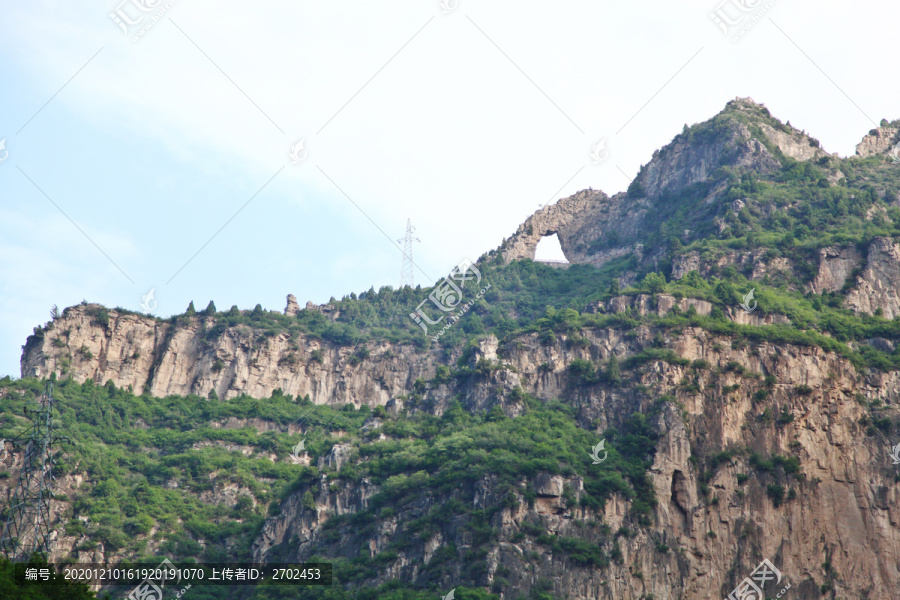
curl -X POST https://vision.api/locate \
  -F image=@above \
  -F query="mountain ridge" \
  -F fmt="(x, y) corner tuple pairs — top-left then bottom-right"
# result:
(7, 97), (900, 600)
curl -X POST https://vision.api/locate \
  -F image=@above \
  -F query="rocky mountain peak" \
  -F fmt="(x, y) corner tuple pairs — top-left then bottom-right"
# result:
(632, 97), (833, 201)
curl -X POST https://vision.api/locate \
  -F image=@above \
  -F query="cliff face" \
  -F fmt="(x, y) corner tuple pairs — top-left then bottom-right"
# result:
(249, 322), (900, 600)
(21, 305), (436, 404)
(21, 293), (816, 410)
(634, 120), (777, 201)
(845, 237), (900, 319)
(809, 245), (863, 294)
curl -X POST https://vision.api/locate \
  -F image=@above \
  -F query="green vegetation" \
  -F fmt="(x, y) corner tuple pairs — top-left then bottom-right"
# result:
(0, 377), (660, 600)
(0, 376), (372, 567)
(291, 399), (660, 586)
(24, 103), (900, 381)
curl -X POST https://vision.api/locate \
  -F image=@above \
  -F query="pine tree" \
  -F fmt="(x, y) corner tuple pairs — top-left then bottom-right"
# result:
(609, 279), (620, 295)
(607, 355), (621, 385)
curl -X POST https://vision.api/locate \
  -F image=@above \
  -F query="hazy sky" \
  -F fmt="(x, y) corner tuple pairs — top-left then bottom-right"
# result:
(1, 0), (897, 377)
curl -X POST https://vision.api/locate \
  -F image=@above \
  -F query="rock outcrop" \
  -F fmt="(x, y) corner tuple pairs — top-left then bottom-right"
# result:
(284, 294), (300, 316)
(856, 124), (899, 157)
(810, 245), (862, 294)
(632, 98), (790, 201)
(498, 188), (646, 265)
(21, 304), (435, 404)
(845, 237), (900, 319)
(756, 121), (828, 162)
(316, 442), (353, 472)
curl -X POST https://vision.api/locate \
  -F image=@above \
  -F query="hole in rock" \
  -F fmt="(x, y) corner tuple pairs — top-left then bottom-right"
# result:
(534, 233), (568, 263)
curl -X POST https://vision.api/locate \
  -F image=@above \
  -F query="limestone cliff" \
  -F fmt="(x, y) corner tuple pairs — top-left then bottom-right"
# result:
(15, 304), (900, 598)
(21, 303), (436, 404)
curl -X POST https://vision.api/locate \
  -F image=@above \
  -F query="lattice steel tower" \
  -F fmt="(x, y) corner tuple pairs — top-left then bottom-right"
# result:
(397, 219), (420, 288)
(0, 381), (68, 560)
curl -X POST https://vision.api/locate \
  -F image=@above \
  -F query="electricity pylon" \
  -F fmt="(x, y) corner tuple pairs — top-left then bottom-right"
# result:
(0, 381), (70, 561)
(397, 219), (420, 288)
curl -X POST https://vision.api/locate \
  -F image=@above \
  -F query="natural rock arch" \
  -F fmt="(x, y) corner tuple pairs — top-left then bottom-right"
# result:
(534, 232), (568, 262)
(498, 189), (612, 264)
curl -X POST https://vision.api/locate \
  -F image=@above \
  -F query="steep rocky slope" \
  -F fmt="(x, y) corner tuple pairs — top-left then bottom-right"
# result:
(21, 303), (432, 404)
(249, 323), (900, 599)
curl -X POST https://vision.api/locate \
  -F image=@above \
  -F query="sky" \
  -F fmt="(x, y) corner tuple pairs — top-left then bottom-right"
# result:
(1, 0), (898, 377)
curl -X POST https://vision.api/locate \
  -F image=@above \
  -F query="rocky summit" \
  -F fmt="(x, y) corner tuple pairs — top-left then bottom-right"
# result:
(5, 97), (900, 599)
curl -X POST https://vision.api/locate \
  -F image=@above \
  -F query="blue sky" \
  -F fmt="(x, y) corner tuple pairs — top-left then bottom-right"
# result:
(1, 0), (898, 377)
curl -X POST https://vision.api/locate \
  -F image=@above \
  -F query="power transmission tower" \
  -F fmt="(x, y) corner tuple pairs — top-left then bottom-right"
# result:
(397, 219), (420, 288)
(0, 381), (70, 561)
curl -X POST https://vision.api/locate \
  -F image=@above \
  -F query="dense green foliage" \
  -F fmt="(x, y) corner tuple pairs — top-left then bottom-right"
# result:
(0, 377), (661, 600)
(0, 376), (372, 570)
(248, 394), (661, 598)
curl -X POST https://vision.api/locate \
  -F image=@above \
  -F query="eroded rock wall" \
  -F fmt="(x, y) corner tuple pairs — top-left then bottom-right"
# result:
(21, 305), (437, 405)
(249, 327), (900, 600)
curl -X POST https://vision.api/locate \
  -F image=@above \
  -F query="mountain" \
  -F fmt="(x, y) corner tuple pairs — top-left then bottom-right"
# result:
(5, 97), (900, 600)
